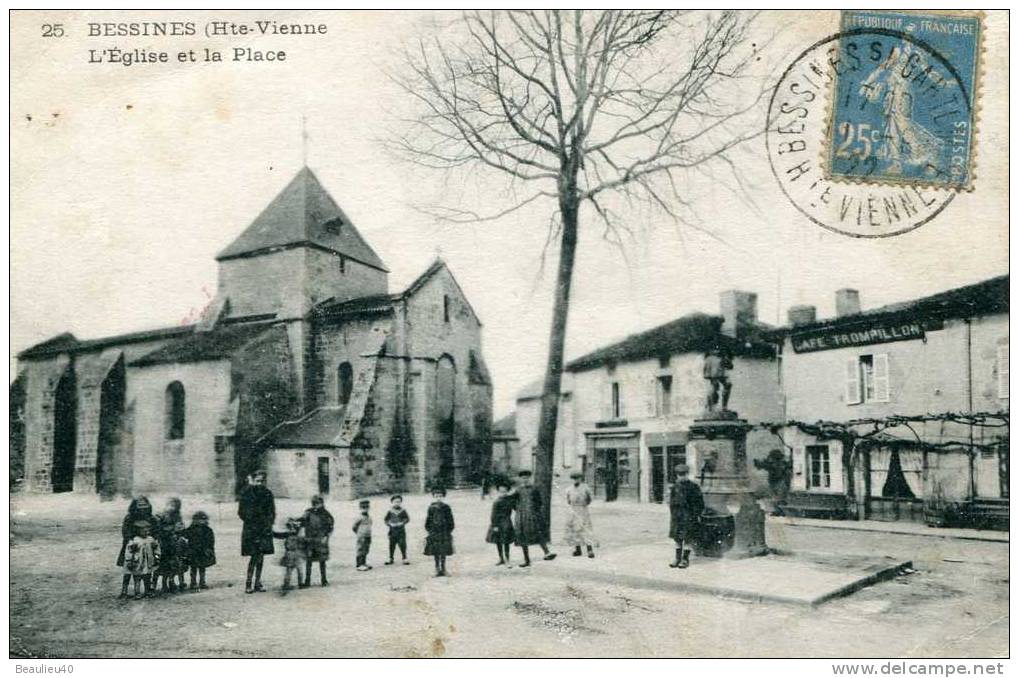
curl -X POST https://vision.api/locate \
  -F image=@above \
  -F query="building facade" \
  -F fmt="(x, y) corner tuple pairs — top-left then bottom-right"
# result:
(774, 277), (1008, 528)
(508, 276), (1009, 528)
(513, 291), (785, 503)
(12, 167), (493, 500)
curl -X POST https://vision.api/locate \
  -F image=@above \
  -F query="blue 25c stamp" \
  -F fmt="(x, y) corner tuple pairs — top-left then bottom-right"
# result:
(825, 11), (982, 190)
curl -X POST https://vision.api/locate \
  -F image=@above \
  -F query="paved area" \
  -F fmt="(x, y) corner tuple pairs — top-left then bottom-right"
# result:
(771, 515), (1009, 543)
(9, 489), (1009, 657)
(553, 544), (910, 606)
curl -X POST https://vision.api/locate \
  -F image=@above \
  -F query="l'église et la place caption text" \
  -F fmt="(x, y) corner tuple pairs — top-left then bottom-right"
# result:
(45, 20), (330, 66)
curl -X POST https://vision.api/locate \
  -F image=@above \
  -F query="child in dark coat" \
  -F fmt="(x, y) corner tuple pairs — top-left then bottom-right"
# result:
(301, 495), (334, 587)
(117, 496), (153, 598)
(485, 480), (516, 567)
(185, 511), (216, 591)
(384, 495), (410, 565)
(153, 497), (185, 594)
(424, 487), (455, 577)
(273, 518), (306, 594)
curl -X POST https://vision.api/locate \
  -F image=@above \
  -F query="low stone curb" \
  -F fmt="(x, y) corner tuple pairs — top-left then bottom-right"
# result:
(770, 516), (1009, 543)
(539, 553), (913, 607)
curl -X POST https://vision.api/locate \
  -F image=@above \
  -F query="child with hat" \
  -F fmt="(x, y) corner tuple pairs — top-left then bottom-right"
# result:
(511, 469), (556, 567)
(424, 486), (455, 576)
(564, 470), (597, 558)
(352, 499), (373, 571)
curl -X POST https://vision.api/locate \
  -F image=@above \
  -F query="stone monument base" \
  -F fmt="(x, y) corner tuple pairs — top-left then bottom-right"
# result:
(688, 413), (768, 559)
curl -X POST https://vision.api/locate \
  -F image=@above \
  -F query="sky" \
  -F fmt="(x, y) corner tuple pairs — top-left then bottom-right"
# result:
(10, 10), (1009, 417)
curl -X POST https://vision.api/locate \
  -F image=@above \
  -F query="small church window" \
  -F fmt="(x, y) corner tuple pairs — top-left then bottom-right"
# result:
(165, 381), (186, 440)
(323, 217), (343, 235)
(443, 295), (451, 323)
(338, 362), (354, 406)
(339, 256), (345, 274)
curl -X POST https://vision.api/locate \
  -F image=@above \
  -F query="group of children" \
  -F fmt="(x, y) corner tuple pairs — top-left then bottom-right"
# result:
(117, 469), (598, 597)
(117, 496), (216, 599)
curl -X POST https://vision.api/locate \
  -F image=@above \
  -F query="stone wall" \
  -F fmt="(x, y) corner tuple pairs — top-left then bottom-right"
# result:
(307, 316), (393, 409)
(304, 248), (388, 310)
(218, 248), (308, 319)
(265, 447), (349, 501)
(20, 356), (70, 492)
(231, 324), (300, 490)
(400, 265), (493, 488)
(345, 353), (405, 498)
(128, 360), (234, 496)
(72, 350), (125, 495)
(218, 247), (388, 321)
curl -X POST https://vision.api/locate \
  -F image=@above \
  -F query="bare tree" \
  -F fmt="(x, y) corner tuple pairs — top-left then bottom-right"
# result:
(391, 10), (764, 527)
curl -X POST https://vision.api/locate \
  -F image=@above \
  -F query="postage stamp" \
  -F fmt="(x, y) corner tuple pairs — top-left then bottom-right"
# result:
(767, 29), (956, 238)
(823, 10), (983, 190)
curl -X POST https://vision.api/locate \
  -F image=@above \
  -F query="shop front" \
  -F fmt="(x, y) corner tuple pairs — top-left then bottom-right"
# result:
(584, 431), (640, 502)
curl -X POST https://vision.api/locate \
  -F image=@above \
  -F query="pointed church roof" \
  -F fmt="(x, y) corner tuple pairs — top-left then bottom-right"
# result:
(216, 167), (388, 272)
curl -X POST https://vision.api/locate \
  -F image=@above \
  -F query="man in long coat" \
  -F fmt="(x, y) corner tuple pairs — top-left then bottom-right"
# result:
(668, 464), (704, 569)
(512, 470), (556, 567)
(238, 469), (276, 593)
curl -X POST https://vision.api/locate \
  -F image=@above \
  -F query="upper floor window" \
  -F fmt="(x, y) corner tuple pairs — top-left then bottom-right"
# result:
(806, 444), (831, 489)
(338, 362), (354, 405)
(165, 381), (185, 440)
(846, 353), (888, 404)
(611, 381), (621, 419)
(443, 295), (451, 323)
(998, 344), (1008, 399)
(655, 375), (673, 416)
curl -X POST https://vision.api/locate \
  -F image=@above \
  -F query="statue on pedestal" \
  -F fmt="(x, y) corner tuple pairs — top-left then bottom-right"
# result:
(703, 347), (734, 413)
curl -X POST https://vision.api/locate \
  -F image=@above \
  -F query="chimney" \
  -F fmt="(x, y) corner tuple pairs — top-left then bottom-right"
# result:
(835, 289), (861, 317)
(720, 290), (758, 337)
(787, 305), (817, 327)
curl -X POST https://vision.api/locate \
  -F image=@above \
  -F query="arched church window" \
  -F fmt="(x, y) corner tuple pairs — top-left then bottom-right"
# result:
(165, 381), (185, 440)
(338, 362), (354, 406)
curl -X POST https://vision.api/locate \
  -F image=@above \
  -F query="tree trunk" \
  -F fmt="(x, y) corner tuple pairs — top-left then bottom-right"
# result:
(534, 197), (579, 532)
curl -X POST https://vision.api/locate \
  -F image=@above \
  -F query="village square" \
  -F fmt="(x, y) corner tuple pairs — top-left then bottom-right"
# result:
(9, 162), (1009, 658)
(9, 9), (1009, 661)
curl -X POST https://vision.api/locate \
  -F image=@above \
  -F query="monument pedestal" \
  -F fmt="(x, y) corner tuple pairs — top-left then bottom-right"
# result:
(688, 411), (768, 558)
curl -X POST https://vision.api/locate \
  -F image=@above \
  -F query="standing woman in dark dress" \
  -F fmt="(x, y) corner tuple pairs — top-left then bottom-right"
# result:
(238, 469), (276, 593)
(511, 469), (556, 567)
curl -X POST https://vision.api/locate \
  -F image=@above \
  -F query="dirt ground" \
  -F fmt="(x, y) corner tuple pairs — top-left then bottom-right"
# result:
(9, 489), (1008, 658)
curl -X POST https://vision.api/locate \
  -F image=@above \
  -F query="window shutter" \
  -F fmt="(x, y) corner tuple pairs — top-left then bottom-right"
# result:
(872, 354), (890, 402)
(618, 379), (627, 418)
(829, 441), (844, 493)
(671, 372), (682, 414)
(600, 381), (611, 419)
(645, 377), (657, 417)
(791, 445), (806, 491)
(844, 359), (862, 404)
(998, 344), (1009, 399)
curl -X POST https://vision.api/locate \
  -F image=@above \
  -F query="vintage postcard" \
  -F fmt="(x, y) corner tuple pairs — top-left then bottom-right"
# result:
(8, 9), (1010, 664)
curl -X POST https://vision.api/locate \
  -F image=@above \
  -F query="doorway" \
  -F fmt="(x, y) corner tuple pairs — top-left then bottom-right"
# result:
(52, 367), (77, 493)
(597, 449), (620, 501)
(317, 457), (330, 495)
(650, 445), (686, 503)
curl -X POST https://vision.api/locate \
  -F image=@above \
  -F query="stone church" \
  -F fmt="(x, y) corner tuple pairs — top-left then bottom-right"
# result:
(11, 167), (493, 500)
